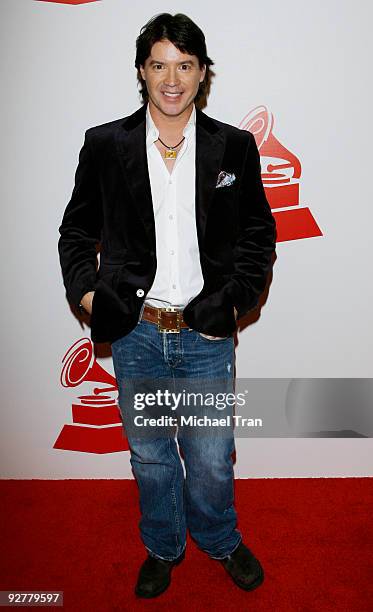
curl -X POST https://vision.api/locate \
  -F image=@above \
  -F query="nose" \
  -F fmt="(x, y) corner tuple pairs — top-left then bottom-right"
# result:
(164, 66), (180, 87)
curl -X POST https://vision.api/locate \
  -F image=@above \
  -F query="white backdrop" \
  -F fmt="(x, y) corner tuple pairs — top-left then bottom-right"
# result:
(1, 0), (372, 478)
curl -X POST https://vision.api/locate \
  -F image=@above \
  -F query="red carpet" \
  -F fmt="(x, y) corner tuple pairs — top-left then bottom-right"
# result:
(1, 478), (372, 611)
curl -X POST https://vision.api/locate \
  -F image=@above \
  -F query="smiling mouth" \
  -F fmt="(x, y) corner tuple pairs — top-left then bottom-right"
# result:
(162, 92), (183, 98)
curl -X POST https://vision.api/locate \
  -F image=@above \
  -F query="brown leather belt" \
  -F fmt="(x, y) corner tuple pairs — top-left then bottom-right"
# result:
(141, 304), (192, 333)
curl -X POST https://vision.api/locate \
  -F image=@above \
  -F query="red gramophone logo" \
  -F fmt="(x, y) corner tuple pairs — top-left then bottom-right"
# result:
(54, 338), (129, 453)
(35, 1), (99, 5)
(239, 106), (322, 242)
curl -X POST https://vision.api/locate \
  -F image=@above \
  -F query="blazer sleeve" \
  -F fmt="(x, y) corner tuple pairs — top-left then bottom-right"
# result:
(58, 130), (103, 308)
(226, 132), (277, 319)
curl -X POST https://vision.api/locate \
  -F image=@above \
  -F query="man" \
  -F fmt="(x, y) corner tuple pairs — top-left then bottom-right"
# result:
(58, 13), (276, 599)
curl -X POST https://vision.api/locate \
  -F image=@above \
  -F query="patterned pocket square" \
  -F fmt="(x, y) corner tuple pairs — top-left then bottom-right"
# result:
(216, 170), (236, 189)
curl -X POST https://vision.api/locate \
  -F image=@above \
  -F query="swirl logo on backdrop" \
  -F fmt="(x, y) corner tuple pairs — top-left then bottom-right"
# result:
(239, 106), (322, 242)
(54, 338), (129, 453)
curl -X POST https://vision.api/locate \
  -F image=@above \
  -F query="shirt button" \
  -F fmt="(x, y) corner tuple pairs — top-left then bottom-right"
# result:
(170, 250), (175, 255)
(136, 289), (144, 297)
(172, 284), (176, 289)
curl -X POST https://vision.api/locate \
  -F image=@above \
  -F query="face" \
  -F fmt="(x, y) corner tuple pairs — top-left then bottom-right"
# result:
(139, 39), (206, 119)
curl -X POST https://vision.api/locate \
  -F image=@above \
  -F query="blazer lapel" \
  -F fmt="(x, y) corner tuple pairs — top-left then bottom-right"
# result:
(115, 105), (156, 246)
(114, 104), (226, 249)
(195, 108), (226, 245)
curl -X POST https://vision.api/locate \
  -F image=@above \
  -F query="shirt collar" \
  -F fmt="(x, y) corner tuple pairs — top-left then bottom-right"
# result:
(146, 103), (196, 149)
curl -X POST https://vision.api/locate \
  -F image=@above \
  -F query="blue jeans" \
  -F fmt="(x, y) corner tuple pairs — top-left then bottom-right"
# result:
(111, 316), (242, 561)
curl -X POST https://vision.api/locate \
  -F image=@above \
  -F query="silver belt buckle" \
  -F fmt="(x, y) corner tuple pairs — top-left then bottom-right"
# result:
(157, 307), (182, 333)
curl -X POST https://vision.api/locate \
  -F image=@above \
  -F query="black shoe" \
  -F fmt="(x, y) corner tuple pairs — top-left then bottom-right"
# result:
(135, 550), (185, 598)
(219, 542), (264, 591)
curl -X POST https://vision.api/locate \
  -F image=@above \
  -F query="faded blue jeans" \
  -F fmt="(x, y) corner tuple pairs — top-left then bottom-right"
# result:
(111, 315), (242, 561)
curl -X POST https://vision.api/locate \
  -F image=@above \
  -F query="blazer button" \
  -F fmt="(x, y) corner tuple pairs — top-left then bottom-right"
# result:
(136, 289), (144, 297)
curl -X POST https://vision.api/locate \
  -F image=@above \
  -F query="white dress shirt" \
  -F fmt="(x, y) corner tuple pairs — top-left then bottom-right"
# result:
(144, 103), (204, 309)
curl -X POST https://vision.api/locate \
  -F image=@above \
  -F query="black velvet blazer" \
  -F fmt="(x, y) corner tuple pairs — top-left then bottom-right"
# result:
(58, 104), (276, 343)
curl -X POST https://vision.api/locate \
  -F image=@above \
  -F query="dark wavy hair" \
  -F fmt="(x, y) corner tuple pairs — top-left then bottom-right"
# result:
(135, 13), (214, 109)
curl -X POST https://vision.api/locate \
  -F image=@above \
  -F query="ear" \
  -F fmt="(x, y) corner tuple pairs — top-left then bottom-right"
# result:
(139, 65), (146, 81)
(199, 64), (207, 83)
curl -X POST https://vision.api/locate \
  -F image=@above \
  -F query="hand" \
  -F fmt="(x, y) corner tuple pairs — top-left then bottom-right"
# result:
(199, 333), (227, 340)
(80, 291), (95, 315)
(199, 307), (238, 340)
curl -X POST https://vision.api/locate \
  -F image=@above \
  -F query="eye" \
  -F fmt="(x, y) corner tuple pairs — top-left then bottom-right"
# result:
(179, 64), (191, 71)
(153, 64), (163, 70)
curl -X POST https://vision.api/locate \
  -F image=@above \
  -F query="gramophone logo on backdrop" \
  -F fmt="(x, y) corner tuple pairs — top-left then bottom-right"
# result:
(35, 1), (99, 5)
(54, 338), (129, 454)
(239, 106), (322, 242)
